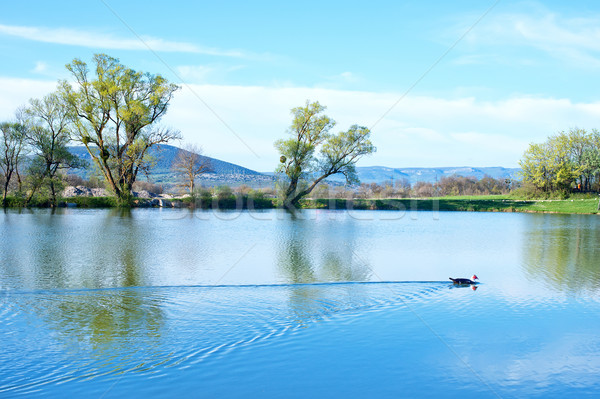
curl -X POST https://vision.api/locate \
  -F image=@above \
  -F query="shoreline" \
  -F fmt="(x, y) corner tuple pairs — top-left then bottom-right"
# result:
(3, 196), (598, 215)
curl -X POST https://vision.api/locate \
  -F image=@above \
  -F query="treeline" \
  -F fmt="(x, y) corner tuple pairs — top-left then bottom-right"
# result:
(520, 128), (600, 193)
(309, 175), (512, 199)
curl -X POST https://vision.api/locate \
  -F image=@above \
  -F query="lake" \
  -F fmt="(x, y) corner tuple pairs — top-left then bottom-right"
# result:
(1, 208), (599, 398)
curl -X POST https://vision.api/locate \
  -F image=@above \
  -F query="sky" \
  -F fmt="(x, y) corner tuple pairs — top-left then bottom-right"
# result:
(2, 0), (600, 171)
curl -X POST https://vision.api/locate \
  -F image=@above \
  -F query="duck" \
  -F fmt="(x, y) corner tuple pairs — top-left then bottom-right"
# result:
(449, 274), (478, 285)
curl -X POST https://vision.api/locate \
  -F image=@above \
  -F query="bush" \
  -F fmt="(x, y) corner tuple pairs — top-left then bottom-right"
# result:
(510, 182), (570, 199)
(215, 185), (234, 200)
(63, 174), (106, 189)
(181, 187), (213, 208)
(133, 180), (163, 194)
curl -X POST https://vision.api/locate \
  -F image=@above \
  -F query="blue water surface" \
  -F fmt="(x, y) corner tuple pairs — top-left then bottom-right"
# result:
(1, 209), (599, 398)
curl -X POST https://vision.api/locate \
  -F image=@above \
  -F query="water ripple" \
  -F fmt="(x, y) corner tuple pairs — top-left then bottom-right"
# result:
(0, 282), (454, 394)
(1, 281), (599, 397)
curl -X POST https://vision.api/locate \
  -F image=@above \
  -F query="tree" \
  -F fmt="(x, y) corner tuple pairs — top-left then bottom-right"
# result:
(0, 122), (27, 206)
(275, 101), (375, 208)
(172, 143), (210, 195)
(60, 54), (180, 206)
(519, 128), (599, 194)
(23, 92), (84, 206)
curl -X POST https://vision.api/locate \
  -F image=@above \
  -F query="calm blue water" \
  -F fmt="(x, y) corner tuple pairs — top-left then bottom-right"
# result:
(1, 209), (599, 398)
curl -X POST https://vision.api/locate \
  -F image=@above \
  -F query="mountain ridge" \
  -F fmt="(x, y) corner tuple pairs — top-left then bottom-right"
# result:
(67, 145), (521, 186)
(343, 165), (521, 184)
(262, 166), (521, 184)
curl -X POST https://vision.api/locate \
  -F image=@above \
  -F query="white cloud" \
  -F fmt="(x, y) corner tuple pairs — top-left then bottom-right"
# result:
(0, 78), (57, 119)
(461, 9), (600, 66)
(3, 77), (600, 171)
(0, 24), (245, 57)
(402, 127), (448, 143)
(450, 131), (529, 154)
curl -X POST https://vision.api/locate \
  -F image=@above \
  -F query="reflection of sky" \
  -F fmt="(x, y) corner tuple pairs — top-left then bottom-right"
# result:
(503, 333), (600, 389)
(2, 283), (599, 397)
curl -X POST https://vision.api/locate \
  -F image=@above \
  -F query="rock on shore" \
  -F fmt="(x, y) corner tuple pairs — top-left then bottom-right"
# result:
(61, 186), (182, 207)
(62, 186), (109, 197)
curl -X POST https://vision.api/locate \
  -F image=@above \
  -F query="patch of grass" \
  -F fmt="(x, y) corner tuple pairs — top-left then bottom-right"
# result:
(60, 196), (118, 208)
(436, 194), (510, 200)
(517, 199), (598, 213)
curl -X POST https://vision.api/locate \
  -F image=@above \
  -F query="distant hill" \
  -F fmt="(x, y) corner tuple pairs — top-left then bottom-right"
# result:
(68, 144), (262, 176)
(68, 144), (273, 188)
(315, 166), (521, 184)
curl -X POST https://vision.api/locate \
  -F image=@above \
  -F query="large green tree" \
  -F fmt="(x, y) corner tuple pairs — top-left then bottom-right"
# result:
(61, 54), (180, 205)
(24, 92), (84, 206)
(519, 128), (600, 193)
(275, 101), (375, 208)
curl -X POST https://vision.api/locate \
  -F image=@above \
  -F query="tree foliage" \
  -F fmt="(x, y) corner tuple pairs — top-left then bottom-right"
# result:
(23, 92), (84, 205)
(275, 101), (375, 207)
(61, 54), (180, 205)
(519, 128), (600, 193)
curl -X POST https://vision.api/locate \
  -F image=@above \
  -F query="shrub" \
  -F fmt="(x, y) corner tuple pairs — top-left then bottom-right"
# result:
(133, 180), (163, 194)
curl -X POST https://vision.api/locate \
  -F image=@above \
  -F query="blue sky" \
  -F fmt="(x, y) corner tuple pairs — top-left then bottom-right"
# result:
(2, 0), (600, 171)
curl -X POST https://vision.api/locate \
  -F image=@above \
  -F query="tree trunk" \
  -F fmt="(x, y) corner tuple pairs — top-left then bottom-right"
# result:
(3, 170), (13, 207)
(283, 175), (329, 209)
(116, 184), (133, 207)
(2, 181), (8, 207)
(50, 180), (56, 207)
(283, 194), (301, 210)
(26, 181), (41, 206)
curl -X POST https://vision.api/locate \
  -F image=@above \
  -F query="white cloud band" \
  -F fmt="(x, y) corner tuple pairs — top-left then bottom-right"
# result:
(0, 24), (244, 57)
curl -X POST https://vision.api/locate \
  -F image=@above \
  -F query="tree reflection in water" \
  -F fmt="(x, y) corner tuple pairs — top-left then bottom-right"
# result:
(276, 210), (372, 284)
(522, 214), (600, 294)
(276, 209), (373, 325)
(12, 208), (165, 354)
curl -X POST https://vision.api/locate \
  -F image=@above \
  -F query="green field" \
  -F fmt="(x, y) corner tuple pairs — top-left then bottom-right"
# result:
(304, 196), (600, 214)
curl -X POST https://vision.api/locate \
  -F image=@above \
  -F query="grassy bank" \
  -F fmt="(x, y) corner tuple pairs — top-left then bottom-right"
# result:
(2, 195), (119, 208)
(302, 196), (599, 214)
(3, 194), (598, 214)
